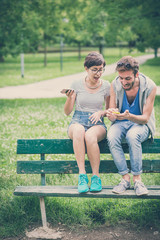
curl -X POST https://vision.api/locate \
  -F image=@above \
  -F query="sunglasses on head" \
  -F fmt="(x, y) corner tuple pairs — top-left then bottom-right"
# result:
(117, 62), (132, 69)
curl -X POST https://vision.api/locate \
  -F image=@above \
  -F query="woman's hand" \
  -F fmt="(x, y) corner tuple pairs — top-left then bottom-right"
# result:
(66, 89), (74, 98)
(89, 111), (102, 124)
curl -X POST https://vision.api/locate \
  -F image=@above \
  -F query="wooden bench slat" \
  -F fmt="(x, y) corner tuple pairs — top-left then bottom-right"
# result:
(17, 159), (160, 174)
(14, 186), (160, 199)
(17, 138), (160, 154)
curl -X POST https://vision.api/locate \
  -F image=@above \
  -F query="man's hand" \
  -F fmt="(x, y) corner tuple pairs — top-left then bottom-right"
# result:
(106, 108), (120, 121)
(116, 110), (130, 120)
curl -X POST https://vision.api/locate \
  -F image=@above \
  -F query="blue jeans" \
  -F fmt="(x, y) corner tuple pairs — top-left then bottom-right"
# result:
(68, 110), (107, 132)
(107, 121), (150, 175)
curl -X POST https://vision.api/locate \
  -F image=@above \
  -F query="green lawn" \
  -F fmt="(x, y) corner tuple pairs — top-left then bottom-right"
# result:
(0, 96), (160, 238)
(0, 47), (152, 87)
(0, 50), (160, 238)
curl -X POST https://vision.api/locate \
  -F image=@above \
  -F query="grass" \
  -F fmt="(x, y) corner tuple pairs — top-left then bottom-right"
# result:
(0, 95), (160, 238)
(0, 47), (152, 87)
(0, 51), (160, 238)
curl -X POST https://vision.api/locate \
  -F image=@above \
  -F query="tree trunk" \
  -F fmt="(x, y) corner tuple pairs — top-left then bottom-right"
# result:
(99, 44), (104, 55)
(44, 45), (47, 67)
(78, 43), (81, 61)
(0, 55), (4, 62)
(44, 32), (47, 67)
(154, 48), (158, 58)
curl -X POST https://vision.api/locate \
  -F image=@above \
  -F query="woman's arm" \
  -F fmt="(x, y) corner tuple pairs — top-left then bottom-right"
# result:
(64, 90), (76, 116)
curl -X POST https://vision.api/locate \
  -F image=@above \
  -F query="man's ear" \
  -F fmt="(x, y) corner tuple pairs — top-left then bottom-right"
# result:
(136, 72), (139, 78)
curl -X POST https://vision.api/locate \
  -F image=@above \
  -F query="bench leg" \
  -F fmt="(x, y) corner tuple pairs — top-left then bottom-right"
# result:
(40, 197), (47, 228)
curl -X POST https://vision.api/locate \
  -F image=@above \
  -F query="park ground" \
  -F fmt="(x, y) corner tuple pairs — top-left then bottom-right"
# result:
(1, 51), (160, 240)
(3, 223), (160, 240)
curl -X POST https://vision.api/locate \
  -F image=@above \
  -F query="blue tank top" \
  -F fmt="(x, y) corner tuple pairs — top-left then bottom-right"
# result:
(120, 89), (141, 120)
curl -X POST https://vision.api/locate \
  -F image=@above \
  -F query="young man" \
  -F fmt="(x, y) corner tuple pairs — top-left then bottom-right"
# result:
(107, 56), (157, 196)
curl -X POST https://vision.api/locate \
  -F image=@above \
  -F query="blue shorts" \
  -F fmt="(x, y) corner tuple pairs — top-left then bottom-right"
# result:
(68, 110), (107, 132)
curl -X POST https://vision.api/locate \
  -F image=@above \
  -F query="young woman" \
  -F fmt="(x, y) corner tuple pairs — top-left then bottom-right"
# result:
(64, 52), (110, 193)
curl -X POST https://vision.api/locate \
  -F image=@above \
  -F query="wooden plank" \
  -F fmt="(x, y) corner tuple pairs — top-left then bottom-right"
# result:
(17, 160), (160, 174)
(17, 139), (74, 154)
(40, 197), (47, 227)
(17, 138), (160, 155)
(14, 185), (160, 199)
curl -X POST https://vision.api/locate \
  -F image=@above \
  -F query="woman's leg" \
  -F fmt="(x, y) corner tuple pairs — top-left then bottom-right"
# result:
(85, 125), (106, 176)
(68, 123), (86, 174)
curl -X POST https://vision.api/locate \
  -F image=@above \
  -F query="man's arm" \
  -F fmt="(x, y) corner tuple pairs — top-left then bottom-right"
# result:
(106, 83), (119, 121)
(109, 83), (117, 108)
(116, 86), (157, 124)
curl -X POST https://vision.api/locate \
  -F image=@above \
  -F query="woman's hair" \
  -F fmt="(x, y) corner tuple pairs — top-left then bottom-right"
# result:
(116, 56), (139, 76)
(84, 52), (106, 68)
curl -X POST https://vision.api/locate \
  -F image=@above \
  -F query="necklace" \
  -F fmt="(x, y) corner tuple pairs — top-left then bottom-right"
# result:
(85, 77), (102, 89)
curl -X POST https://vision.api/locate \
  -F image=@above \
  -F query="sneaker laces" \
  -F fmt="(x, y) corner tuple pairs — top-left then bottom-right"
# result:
(134, 181), (145, 188)
(119, 179), (130, 187)
(79, 175), (87, 185)
(91, 176), (101, 185)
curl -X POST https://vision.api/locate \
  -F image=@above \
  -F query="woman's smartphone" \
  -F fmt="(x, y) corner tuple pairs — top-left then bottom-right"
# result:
(60, 89), (74, 94)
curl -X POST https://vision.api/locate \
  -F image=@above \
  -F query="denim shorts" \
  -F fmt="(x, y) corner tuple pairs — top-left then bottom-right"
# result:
(68, 110), (107, 132)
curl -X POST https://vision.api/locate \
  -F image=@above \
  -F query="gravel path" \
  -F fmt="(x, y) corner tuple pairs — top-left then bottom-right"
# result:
(0, 54), (159, 99)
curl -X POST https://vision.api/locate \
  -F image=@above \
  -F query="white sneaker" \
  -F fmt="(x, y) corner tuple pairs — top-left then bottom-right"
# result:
(134, 181), (148, 196)
(112, 179), (131, 194)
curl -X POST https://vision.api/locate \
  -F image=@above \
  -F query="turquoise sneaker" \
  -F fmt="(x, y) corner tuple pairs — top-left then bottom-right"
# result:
(90, 175), (102, 192)
(78, 174), (89, 193)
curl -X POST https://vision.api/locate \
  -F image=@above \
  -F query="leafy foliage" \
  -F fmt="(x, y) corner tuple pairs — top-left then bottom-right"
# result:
(0, 0), (160, 61)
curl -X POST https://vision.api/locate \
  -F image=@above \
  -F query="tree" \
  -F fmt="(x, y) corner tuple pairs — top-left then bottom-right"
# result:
(63, 0), (109, 56)
(133, 0), (160, 57)
(35, 0), (63, 66)
(60, 0), (93, 60)
(100, 0), (160, 57)
(0, 0), (40, 62)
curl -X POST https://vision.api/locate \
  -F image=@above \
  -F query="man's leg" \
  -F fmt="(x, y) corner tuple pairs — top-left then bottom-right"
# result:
(126, 124), (150, 195)
(107, 122), (129, 176)
(126, 124), (149, 177)
(107, 122), (131, 194)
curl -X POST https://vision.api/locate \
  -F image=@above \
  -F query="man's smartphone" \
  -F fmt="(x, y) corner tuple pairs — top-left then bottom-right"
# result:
(60, 89), (74, 94)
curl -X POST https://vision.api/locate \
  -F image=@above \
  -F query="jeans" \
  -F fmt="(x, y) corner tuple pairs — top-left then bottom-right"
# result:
(107, 121), (150, 175)
(68, 110), (107, 132)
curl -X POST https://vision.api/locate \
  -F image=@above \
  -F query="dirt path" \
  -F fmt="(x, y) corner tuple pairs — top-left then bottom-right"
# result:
(0, 54), (159, 99)
(3, 223), (160, 240)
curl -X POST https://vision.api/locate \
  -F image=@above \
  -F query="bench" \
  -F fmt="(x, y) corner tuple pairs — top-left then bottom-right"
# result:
(14, 138), (160, 227)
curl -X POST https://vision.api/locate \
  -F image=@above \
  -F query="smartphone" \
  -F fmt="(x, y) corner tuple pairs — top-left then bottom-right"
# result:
(60, 89), (74, 94)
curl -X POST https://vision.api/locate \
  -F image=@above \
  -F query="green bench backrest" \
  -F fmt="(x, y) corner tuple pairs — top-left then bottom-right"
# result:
(17, 139), (160, 175)
(17, 139), (160, 154)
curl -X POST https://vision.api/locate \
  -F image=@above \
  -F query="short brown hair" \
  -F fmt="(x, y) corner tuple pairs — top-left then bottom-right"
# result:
(84, 52), (106, 68)
(116, 56), (139, 76)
